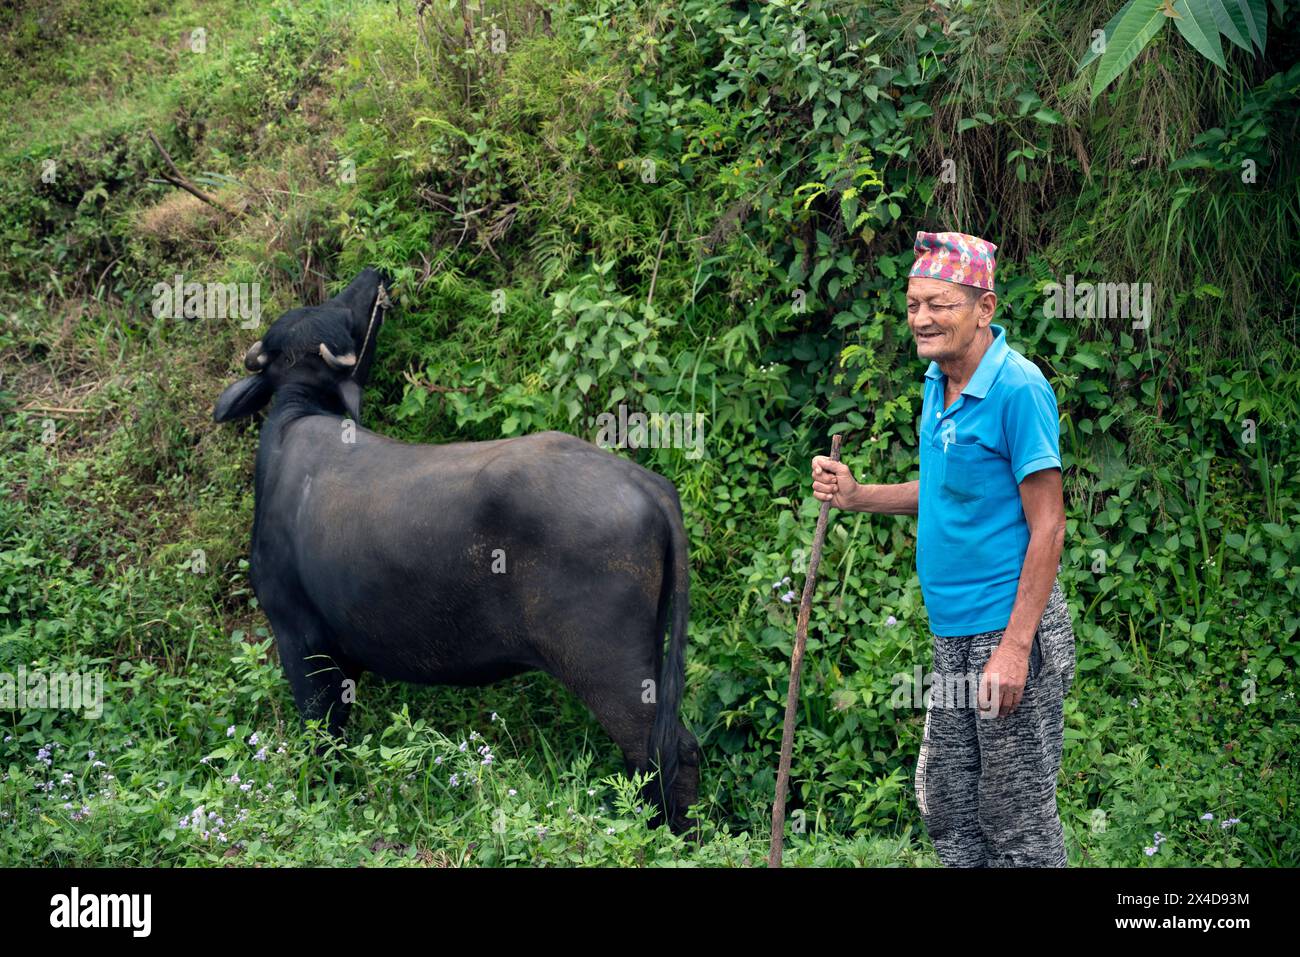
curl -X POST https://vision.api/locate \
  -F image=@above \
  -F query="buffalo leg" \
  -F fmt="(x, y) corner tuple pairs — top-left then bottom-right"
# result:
(560, 658), (695, 833)
(262, 601), (358, 738)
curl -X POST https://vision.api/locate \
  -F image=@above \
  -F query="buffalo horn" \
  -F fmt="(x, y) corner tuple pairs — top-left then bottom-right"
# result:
(318, 342), (357, 370)
(243, 340), (269, 371)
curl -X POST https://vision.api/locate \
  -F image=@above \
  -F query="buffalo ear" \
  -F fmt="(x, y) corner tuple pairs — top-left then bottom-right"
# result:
(338, 379), (362, 421)
(214, 375), (273, 422)
(336, 267), (393, 334)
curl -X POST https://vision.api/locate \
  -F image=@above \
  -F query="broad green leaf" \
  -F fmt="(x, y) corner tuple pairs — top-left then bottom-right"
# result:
(1079, 1), (1131, 71)
(1092, 0), (1168, 101)
(840, 193), (859, 231)
(1073, 349), (1105, 370)
(1172, 0), (1226, 68)
(1207, 0), (1251, 51)
(1235, 0), (1267, 51)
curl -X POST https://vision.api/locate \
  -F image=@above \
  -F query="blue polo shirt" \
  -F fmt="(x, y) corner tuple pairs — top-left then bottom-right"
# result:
(917, 323), (1061, 637)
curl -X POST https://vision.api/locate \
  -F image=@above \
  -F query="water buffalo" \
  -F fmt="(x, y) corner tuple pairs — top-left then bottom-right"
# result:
(213, 268), (699, 832)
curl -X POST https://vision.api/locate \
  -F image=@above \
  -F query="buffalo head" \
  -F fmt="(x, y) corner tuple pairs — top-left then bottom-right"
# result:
(213, 267), (393, 423)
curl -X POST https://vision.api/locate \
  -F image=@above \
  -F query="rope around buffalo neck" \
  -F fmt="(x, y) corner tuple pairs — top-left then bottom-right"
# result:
(353, 282), (389, 379)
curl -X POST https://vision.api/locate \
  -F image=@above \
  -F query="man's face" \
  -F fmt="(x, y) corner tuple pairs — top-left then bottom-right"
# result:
(906, 277), (993, 362)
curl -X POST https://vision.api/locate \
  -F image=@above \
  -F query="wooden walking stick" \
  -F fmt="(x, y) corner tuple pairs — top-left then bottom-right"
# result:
(768, 431), (842, 868)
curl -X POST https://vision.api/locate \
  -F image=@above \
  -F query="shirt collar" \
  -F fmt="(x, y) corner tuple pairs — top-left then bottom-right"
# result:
(923, 324), (1009, 399)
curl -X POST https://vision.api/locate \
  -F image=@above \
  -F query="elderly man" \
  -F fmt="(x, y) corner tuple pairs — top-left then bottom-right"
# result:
(811, 231), (1076, 867)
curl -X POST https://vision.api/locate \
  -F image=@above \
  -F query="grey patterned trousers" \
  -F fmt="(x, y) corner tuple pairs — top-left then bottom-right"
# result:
(914, 579), (1076, 867)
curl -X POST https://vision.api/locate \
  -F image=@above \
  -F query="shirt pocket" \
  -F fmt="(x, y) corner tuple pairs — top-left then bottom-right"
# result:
(938, 439), (988, 503)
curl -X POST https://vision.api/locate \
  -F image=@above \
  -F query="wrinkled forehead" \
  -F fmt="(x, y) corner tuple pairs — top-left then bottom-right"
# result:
(262, 304), (357, 354)
(906, 277), (967, 302)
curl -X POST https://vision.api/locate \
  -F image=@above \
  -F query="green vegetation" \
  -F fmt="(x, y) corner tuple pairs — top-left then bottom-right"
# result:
(1083, 0), (1275, 100)
(1, 0), (1296, 866)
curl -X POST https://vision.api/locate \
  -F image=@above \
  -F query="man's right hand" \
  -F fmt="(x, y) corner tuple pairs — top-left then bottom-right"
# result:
(812, 456), (860, 510)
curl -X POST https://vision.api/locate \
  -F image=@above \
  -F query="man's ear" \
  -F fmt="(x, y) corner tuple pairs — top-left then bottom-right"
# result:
(214, 375), (273, 423)
(338, 379), (362, 422)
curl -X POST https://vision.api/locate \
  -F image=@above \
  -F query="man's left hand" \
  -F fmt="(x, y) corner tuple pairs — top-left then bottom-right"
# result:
(980, 639), (1031, 718)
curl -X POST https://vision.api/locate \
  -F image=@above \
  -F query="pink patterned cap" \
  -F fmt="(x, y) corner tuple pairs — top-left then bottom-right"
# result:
(908, 230), (997, 291)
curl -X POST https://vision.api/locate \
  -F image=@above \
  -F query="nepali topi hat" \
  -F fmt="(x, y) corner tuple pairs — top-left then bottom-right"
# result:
(908, 230), (997, 291)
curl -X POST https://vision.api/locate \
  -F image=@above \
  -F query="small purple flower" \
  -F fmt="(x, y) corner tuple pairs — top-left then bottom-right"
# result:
(537, 826), (547, 839)
(1143, 846), (1157, 856)
(780, 590), (796, 604)
(450, 773), (460, 787)
(226, 726), (236, 738)
(1221, 817), (1240, 828)
(247, 732), (259, 746)
(1200, 812), (1214, 821)
(885, 615), (898, 627)
(253, 748), (267, 762)
(508, 788), (517, 796)
(229, 773), (240, 784)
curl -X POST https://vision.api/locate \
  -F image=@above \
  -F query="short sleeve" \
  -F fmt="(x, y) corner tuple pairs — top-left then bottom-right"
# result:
(1003, 373), (1061, 483)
